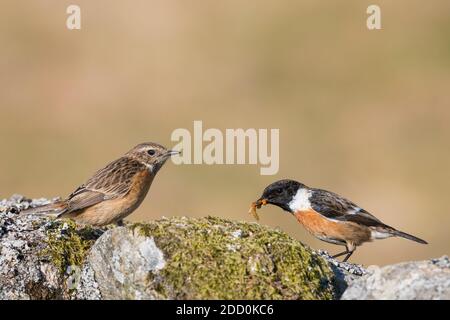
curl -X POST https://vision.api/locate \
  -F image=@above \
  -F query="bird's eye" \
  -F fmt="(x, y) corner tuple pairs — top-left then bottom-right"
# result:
(276, 188), (283, 194)
(147, 149), (156, 156)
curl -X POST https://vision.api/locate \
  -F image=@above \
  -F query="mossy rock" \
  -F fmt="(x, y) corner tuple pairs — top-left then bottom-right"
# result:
(86, 216), (336, 299)
(41, 219), (102, 275)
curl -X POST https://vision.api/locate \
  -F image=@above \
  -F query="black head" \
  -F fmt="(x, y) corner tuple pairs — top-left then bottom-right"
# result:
(257, 179), (305, 212)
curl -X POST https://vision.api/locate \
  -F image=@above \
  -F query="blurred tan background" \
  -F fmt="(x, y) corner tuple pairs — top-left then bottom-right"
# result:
(1, 0), (449, 266)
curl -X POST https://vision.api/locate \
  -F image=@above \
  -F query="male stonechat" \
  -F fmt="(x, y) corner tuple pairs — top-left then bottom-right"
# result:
(22, 142), (179, 226)
(250, 179), (427, 262)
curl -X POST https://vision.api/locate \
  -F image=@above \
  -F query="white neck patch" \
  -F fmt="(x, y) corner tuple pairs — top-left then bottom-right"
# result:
(139, 161), (154, 172)
(288, 188), (312, 212)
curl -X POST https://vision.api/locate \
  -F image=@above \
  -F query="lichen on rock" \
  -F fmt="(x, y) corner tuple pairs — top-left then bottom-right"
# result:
(6, 196), (448, 300)
(40, 219), (100, 274)
(126, 216), (336, 299)
(0, 195), (66, 299)
(0, 196), (343, 300)
(341, 256), (450, 300)
(85, 225), (166, 299)
(0, 195), (105, 299)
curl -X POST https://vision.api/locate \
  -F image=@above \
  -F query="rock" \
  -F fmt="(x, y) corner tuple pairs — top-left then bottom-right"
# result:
(5, 195), (447, 300)
(315, 250), (367, 297)
(85, 227), (165, 299)
(84, 217), (337, 299)
(0, 195), (104, 300)
(1, 195), (338, 300)
(341, 256), (450, 300)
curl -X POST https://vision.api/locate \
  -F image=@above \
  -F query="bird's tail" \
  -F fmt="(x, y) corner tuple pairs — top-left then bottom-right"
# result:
(390, 229), (428, 244)
(20, 201), (68, 217)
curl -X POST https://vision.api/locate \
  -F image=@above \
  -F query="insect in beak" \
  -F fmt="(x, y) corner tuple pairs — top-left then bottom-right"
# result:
(248, 198), (268, 221)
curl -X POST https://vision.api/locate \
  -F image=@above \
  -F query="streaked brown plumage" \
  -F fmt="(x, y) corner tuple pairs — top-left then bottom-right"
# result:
(22, 142), (179, 226)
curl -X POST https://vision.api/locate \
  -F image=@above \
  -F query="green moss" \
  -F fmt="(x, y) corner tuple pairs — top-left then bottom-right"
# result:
(131, 216), (335, 300)
(41, 219), (98, 274)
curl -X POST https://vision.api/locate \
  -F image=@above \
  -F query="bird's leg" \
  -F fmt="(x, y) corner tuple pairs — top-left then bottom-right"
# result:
(342, 251), (354, 262)
(332, 250), (349, 259)
(342, 243), (356, 262)
(331, 246), (349, 259)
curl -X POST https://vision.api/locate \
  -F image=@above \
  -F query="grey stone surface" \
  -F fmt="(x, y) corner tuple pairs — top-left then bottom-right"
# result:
(1, 196), (338, 299)
(0, 195), (104, 299)
(74, 265), (102, 300)
(316, 250), (367, 297)
(0, 195), (66, 299)
(2, 195), (448, 300)
(341, 256), (450, 300)
(1, 196), (338, 300)
(86, 227), (166, 299)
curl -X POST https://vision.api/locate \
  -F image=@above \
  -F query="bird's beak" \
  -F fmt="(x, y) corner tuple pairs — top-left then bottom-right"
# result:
(248, 198), (268, 221)
(255, 198), (268, 208)
(165, 150), (181, 157)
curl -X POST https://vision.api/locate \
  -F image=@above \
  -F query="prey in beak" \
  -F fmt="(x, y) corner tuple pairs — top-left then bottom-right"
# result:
(248, 198), (268, 221)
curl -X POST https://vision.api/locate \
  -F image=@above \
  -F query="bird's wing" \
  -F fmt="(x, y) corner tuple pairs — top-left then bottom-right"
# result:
(65, 157), (145, 213)
(310, 188), (387, 228)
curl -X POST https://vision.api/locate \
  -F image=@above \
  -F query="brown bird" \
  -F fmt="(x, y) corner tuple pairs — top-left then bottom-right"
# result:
(250, 179), (427, 262)
(22, 142), (179, 226)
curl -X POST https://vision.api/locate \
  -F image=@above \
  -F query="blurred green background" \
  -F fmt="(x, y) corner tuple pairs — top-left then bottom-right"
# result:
(1, 1), (449, 266)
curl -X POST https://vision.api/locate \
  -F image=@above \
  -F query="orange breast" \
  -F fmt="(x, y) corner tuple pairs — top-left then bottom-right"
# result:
(72, 170), (154, 226)
(104, 169), (154, 220)
(124, 169), (154, 209)
(294, 210), (371, 245)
